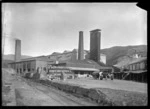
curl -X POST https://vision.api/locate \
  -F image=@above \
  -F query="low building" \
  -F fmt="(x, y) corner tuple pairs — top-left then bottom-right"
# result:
(124, 57), (147, 73)
(8, 56), (54, 75)
(48, 59), (113, 75)
(114, 57), (147, 82)
(9, 55), (112, 77)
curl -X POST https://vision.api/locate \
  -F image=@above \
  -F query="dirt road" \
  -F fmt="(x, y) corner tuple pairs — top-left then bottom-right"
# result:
(2, 68), (147, 106)
(2, 68), (98, 106)
(16, 78), (98, 106)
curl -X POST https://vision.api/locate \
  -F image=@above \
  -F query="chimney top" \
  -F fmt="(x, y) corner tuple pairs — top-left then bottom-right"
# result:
(90, 29), (101, 33)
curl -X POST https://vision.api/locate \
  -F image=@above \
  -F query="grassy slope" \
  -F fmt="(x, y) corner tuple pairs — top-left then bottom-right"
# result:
(3, 54), (32, 61)
(2, 55), (32, 68)
(101, 45), (147, 66)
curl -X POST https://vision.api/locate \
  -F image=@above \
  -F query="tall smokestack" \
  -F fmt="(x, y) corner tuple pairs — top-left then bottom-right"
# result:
(78, 31), (84, 60)
(15, 39), (21, 62)
(90, 29), (101, 62)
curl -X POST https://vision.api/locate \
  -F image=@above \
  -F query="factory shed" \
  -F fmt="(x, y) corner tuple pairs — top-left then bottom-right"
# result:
(8, 56), (55, 75)
(114, 57), (147, 82)
(112, 66), (121, 73)
(127, 57), (147, 66)
(124, 57), (147, 73)
(50, 59), (113, 74)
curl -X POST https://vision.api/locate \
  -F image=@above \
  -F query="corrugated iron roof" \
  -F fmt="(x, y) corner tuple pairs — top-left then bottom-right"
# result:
(124, 70), (147, 74)
(9, 56), (55, 63)
(67, 67), (99, 71)
(114, 57), (147, 68)
(8, 55), (111, 71)
(58, 59), (111, 70)
(128, 57), (147, 65)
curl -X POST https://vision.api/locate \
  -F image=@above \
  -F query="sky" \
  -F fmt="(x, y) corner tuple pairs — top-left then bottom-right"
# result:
(2, 3), (147, 57)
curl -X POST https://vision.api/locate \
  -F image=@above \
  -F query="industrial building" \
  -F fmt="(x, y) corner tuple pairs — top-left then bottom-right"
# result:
(9, 56), (51, 74)
(47, 49), (106, 64)
(47, 30), (106, 64)
(114, 57), (147, 82)
(9, 29), (113, 76)
(125, 57), (147, 72)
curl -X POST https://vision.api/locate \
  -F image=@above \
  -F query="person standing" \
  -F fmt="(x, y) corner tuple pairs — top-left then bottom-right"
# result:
(99, 71), (103, 80)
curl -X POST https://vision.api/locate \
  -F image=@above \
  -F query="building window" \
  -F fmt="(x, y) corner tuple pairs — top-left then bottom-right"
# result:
(131, 65), (133, 70)
(140, 62), (145, 70)
(27, 62), (31, 69)
(136, 63), (140, 70)
(28, 69), (30, 72)
(66, 55), (71, 57)
(127, 66), (130, 70)
(145, 62), (147, 69)
(43, 67), (46, 71)
(133, 64), (135, 71)
(37, 67), (39, 73)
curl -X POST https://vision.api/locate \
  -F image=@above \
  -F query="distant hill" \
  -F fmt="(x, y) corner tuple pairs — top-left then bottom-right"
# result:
(101, 45), (147, 66)
(2, 45), (147, 68)
(3, 54), (32, 61)
(2, 59), (14, 68)
(2, 54), (32, 68)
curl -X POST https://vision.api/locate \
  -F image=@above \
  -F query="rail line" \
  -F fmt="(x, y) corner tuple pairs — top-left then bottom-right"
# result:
(22, 78), (98, 106)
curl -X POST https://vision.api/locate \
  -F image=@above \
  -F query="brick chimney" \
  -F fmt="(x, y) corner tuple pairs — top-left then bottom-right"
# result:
(90, 29), (101, 62)
(15, 39), (21, 62)
(78, 31), (84, 60)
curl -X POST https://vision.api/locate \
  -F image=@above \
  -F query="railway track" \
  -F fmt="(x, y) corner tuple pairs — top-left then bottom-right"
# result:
(22, 78), (99, 106)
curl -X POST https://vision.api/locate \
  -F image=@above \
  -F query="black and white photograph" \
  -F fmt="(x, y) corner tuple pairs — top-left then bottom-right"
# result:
(2, 3), (147, 106)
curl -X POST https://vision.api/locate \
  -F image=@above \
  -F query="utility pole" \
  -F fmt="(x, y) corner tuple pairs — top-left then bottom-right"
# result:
(2, 3), (5, 61)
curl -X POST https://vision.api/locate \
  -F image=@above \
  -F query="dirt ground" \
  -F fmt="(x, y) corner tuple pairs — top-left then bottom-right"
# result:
(97, 88), (147, 106)
(56, 77), (147, 93)
(2, 68), (147, 106)
(52, 77), (147, 106)
(2, 68), (98, 106)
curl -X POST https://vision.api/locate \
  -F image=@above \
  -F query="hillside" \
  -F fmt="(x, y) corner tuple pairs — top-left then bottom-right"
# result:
(101, 45), (147, 66)
(2, 54), (32, 68)
(2, 60), (14, 68)
(2, 45), (147, 68)
(3, 54), (32, 61)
